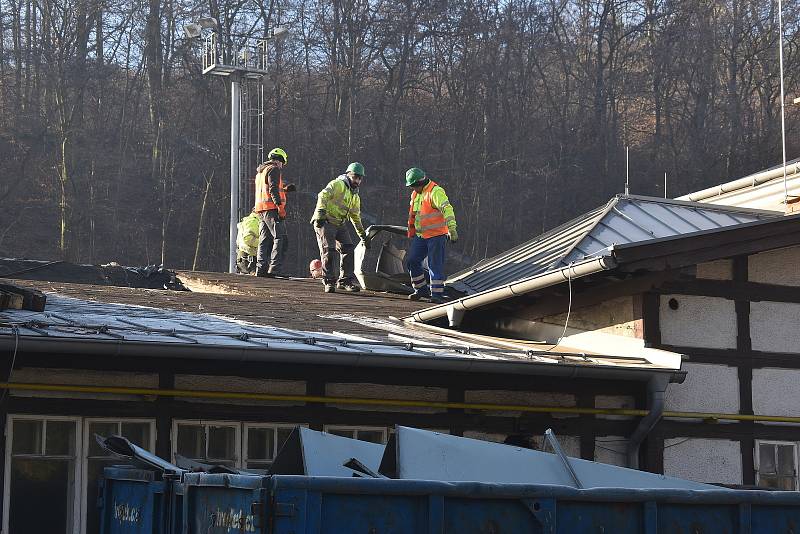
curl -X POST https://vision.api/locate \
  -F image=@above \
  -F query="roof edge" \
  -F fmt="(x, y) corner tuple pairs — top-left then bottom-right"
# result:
(0, 334), (681, 382)
(406, 256), (617, 324)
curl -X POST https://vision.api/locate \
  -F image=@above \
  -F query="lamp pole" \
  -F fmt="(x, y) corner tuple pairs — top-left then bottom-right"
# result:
(778, 0), (788, 204)
(229, 76), (241, 273)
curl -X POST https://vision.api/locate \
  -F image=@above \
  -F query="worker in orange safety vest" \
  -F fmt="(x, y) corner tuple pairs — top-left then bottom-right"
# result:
(405, 167), (457, 304)
(253, 147), (296, 277)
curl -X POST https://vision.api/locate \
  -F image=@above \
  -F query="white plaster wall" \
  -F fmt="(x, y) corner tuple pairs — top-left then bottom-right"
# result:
(326, 383), (447, 413)
(696, 259), (733, 280)
(751, 302), (800, 353)
(464, 390), (576, 418)
(663, 438), (742, 485)
(595, 436), (628, 467)
(595, 395), (635, 420)
(664, 363), (739, 414)
(11, 368), (159, 401)
(749, 245), (800, 286)
(173, 375), (306, 406)
(753, 368), (800, 417)
(660, 294), (736, 349)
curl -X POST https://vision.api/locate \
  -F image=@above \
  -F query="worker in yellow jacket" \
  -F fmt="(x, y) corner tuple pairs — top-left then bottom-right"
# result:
(311, 162), (369, 293)
(405, 167), (457, 304)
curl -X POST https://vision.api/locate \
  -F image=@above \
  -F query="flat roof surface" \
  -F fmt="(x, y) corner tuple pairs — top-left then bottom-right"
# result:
(0, 270), (682, 376)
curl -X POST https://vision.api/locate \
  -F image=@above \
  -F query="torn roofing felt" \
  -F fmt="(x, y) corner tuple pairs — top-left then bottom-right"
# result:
(447, 195), (780, 295)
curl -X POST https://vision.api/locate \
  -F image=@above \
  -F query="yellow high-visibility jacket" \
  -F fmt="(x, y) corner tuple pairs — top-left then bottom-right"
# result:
(312, 175), (366, 239)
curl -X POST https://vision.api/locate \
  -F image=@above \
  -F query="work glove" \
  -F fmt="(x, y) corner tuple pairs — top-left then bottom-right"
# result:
(283, 183), (297, 192)
(448, 228), (458, 243)
(407, 227), (416, 239)
(313, 209), (326, 228)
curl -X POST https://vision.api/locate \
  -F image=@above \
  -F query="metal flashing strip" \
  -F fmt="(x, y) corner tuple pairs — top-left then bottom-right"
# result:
(406, 256), (616, 324)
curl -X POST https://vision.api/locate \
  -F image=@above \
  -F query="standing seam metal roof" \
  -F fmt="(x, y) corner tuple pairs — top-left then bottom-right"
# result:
(448, 195), (781, 294)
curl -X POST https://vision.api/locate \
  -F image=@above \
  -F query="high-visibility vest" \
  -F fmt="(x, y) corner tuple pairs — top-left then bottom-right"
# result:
(408, 181), (449, 239)
(254, 162), (287, 217)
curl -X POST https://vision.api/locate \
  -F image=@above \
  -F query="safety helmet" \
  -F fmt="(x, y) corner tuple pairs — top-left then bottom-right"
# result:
(346, 162), (365, 176)
(268, 147), (288, 165)
(405, 167), (426, 187)
(309, 259), (323, 278)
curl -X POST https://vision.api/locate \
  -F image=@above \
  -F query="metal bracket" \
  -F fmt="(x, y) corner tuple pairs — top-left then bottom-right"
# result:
(543, 428), (583, 488)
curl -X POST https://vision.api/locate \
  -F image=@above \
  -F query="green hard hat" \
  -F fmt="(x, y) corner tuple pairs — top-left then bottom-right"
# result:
(405, 167), (426, 186)
(346, 162), (365, 176)
(268, 147), (288, 165)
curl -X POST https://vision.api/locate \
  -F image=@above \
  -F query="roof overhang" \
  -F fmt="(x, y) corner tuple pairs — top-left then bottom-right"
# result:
(0, 333), (682, 382)
(407, 213), (800, 325)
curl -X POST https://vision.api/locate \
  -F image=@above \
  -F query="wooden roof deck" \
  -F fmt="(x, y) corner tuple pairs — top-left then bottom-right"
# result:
(4, 270), (429, 337)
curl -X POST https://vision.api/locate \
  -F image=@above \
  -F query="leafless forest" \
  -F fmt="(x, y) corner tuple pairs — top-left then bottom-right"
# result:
(0, 0), (798, 274)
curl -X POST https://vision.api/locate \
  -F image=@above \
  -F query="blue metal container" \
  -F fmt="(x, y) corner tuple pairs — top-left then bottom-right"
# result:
(182, 474), (800, 534)
(99, 467), (183, 534)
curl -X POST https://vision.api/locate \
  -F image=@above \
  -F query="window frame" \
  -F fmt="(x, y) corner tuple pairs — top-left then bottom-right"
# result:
(79, 418), (156, 534)
(171, 419), (242, 468)
(3, 414), (83, 534)
(323, 425), (389, 444)
(242, 423), (300, 470)
(755, 439), (799, 490)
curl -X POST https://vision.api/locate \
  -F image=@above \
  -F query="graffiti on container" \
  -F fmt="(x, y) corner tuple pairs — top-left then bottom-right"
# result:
(212, 508), (256, 532)
(113, 501), (142, 523)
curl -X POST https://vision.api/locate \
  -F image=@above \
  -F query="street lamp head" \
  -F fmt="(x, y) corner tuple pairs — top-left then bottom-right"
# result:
(198, 17), (218, 29)
(272, 26), (289, 39)
(183, 23), (202, 39)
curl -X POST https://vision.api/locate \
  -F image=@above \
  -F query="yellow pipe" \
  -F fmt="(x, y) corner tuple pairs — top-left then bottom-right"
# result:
(3, 382), (800, 424)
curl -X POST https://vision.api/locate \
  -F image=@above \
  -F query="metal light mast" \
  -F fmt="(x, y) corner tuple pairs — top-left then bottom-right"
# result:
(201, 28), (286, 273)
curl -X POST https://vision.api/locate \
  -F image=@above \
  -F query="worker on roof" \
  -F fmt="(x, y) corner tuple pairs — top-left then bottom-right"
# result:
(253, 148), (296, 277)
(405, 167), (457, 304)
(311, 162), (370, 293)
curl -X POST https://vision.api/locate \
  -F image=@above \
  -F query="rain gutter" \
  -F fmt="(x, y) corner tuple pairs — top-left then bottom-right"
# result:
(405, 256), (617, 326)
(678, 162), (800, 202)
(0, 334), (678, 382)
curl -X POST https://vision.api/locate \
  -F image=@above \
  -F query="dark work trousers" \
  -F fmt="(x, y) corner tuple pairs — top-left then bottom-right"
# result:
(407, 234), (447, 297)
(314, 222), (355, 283)
(256, 209), (288, 275)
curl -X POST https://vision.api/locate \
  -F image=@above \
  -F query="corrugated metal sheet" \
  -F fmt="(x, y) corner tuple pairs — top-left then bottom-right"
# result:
(383, 427), (716, 489)
(449, 195), (780, 294)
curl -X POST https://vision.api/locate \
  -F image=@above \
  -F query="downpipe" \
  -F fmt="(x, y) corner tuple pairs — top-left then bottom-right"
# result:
(626, 375), (669, 469)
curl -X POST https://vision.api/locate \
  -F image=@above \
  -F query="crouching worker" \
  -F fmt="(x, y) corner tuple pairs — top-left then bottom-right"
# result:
(236, 212), (261, 273)
(405, 167), (457, 304)
(311, 162), (370, 293)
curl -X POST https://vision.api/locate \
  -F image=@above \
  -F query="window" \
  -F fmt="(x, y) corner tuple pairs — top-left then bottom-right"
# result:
(3, 416), (80, 534)
(756, 441), (798, 490)
(83, 420), (154, 534)
(243, 424), (296, 472)
(173, 421), (240, 467)
(324, 425), (389, 444)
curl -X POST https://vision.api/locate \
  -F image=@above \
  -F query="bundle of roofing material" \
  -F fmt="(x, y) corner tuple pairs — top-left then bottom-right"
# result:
(269, 427), (384, 477)
(379, 427), (717, 490)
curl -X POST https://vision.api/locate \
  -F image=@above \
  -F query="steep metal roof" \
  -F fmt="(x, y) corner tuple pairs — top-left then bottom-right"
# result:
(677, 157), (800, 210)
(448, 195), (780, 294)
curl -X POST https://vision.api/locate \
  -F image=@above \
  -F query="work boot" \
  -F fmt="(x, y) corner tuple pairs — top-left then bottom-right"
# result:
(323, 282), (336, 293)
(408, 289), (430, 301)
(337, 280), (361, 292)
(256, 269), (275, 278)
(429, 294), (445, 305)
